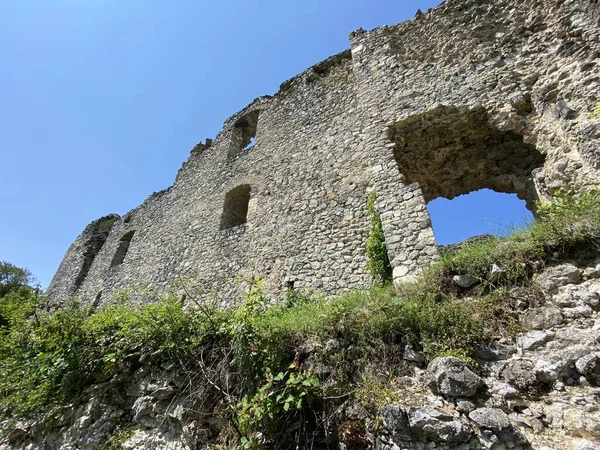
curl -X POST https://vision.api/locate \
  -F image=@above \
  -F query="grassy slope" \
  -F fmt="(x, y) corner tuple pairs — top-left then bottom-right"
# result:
(1, 187), (599, 447)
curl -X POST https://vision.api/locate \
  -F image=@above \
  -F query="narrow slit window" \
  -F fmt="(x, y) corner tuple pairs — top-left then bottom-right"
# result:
(92, 291), (102, 309)
(220, 184), (251, 230)
(111, 231), (135, 267)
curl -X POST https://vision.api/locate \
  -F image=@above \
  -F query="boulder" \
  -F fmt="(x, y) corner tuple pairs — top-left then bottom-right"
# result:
(426, 357), (483, 397)
(381, 404), (472, 444)
(403, 345), (426, 363)
(469, 408), (528, 448)
(452, 274), (479, 288)
(535, 345), (592, 383)
(474, 341), (516, 361)
(381, 403), (411, 442)
(517, 330), (554, 351)
(536, 263), (583, 292)
(500, 359), (540, 395)
(132, 396), (155, 422)
(520, 306), (563, 330)
(406, 406), (472, 443)
(576, 352), (600, 383)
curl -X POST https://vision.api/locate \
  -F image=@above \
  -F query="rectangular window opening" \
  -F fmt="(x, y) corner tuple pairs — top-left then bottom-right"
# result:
(220, 184), (251, 230)
(228, 110), (259, 158)
(111, 230), (135, 267)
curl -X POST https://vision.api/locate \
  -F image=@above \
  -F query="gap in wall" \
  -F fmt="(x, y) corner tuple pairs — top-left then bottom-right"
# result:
(110, 231), (136, 267)
(427, 188), (533, 245)
(228, 110), (259, 158)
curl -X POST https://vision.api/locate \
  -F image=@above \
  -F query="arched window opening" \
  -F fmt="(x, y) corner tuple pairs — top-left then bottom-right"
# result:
(220, 184), (251, 230)
(427, 189), (533, 245)
(228, 110), (259, 159)
(111, 231), (135, 267)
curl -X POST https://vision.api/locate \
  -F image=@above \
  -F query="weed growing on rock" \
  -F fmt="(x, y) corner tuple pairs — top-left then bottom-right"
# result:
(588, 99), (600, 119)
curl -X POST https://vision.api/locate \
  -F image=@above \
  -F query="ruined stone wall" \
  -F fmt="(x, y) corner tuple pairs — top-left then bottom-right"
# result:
(48, 0), (600, 305)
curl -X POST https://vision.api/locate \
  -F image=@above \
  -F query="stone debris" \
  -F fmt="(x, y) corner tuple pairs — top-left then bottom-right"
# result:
(452, 274), (480, 288)
(519, 306), (564, 330)
(469, 408), (528, 448)
(426, 357), (484, 397)
(381, 405), (472, 445)
(474, 342), (517, 361)
(535, 263), (583, 293)
(517, 330), (554, 351)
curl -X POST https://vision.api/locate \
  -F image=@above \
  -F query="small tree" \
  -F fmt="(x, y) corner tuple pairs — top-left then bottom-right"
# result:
(0, 261), (38, 329)
(366, 191), (393, 284)
(0, 261), (33, 298)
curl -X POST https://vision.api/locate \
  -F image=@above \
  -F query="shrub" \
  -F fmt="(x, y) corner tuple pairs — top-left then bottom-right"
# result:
(366, 190), (393, 285)
(2, 187), (600, 447)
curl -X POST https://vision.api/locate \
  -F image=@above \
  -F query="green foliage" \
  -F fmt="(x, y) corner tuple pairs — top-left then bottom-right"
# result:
(436, 233), (541, 289)
(588, 99), (600, 119)
(366, 190), (393, 285)
(0, 261), (34, 298)
(0, 299), (89, 417)
(227, 280), (284, 390)
(533, 186), (600, 250)
(237, 365), (320, 448)
(0, 261), (39, 330)
(355, 372), (401, 414)
(0, 295), (218, 419)
(2, 187), (600, 446)
(107, 426), (138, 450)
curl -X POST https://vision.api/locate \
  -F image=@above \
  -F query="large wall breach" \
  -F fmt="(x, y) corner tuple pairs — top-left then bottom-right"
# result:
(48, 0), (600, 305)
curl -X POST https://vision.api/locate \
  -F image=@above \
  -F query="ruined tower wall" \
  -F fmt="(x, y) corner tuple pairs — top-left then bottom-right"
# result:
(349, 0), (600, 280)
(48, 0), (600, 305)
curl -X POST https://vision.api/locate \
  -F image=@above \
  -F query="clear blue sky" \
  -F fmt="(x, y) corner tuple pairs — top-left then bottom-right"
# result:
(0, 0), (531, 288)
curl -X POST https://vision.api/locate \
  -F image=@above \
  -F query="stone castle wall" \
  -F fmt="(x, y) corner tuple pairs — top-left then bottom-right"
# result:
(48, 0), (600, 305)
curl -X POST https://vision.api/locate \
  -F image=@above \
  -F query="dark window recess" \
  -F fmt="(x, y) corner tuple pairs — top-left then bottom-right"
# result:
(220, 184), (251, 230)
(73, 215), (117, 291)
(228, 110), (259, 158)
(111, 231), (135, 267)
(92, 291), (102, 309)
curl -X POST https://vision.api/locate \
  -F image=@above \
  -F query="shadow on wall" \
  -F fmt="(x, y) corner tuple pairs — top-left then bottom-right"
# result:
(111, 231), (136, 267)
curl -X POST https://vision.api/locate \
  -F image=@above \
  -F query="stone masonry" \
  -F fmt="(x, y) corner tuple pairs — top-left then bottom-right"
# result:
(48, 0), (600, 306)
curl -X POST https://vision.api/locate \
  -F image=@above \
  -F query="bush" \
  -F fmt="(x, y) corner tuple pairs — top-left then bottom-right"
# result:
(2, 188), (600, 448)
(365, 190), (393, 285)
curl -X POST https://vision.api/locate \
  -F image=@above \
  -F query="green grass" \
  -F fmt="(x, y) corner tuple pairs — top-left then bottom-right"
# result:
(1, 187), (599, 448)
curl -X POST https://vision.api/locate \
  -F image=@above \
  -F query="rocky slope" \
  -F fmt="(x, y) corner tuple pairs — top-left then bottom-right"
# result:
(2, 260), (600, 450)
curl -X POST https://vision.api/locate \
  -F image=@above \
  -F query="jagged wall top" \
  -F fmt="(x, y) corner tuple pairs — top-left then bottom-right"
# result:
(47, 0), (600, 305)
